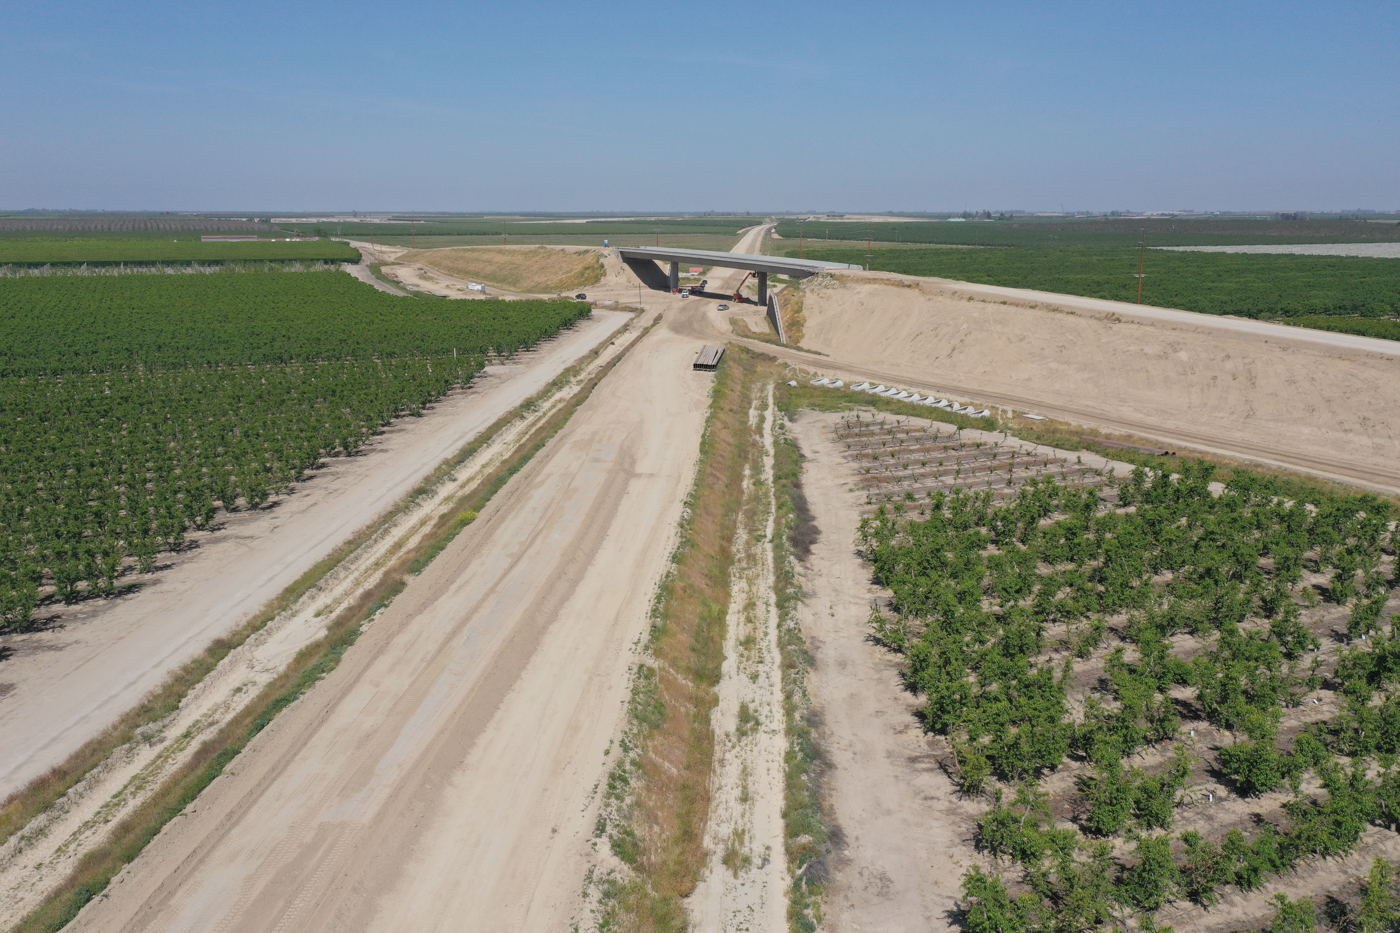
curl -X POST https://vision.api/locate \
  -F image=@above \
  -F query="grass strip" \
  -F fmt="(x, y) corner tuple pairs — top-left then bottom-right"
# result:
(365, 261), (414, 294)
(778, 381), (998, 432)
(599, 346), (760, 932)
(769, 388), (830, 933)
(14, 311), (651, 933)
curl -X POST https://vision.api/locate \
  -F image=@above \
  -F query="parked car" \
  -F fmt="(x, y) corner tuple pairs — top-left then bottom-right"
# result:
(716, 303), (730, 311)
(575, 293), (587, 300)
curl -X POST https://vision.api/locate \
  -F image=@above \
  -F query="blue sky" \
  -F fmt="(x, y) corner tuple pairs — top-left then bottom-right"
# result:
(2, 0), (1397, 212)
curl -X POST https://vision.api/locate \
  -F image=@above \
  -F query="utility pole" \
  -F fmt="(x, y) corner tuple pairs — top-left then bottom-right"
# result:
(865, 223), (874, 271)
(655, 225), (660, 247)
(1136, 229), (1147, 304)
(503, 220), (508, 245)
(799, 220), (804, 259)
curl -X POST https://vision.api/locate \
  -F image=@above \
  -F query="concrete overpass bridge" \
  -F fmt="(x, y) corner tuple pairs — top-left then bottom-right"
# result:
(615, 246), (860, 304)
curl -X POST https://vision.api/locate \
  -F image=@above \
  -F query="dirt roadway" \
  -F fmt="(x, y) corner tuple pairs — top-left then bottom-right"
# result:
(0, 311), (630, 801)
(69, 314), (713, 933)
(340, 260), (408, 295)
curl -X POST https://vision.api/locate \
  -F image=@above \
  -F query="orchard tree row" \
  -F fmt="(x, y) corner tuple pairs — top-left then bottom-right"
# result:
(0, 271), (594, 629)
(0, 271), (589, 376)
(859, 465), (1398, 930)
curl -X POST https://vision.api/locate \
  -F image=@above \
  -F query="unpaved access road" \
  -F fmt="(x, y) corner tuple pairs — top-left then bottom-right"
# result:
(790, 411), (982, 931)
(341, 260), (408, 295)
(70, 313), (714, 933)
(0, 311), (630, 801)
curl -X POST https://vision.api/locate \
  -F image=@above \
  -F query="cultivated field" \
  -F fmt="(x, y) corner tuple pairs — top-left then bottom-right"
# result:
(5, 225), (1400, 933)
(0, 272), (590, 632)
(792, 407), (1399, 932)
(775, 217), (1400, 342)
(0, 238), (358, 265)
(0, 216), (273, 235)
(773, 217), (1400, 249)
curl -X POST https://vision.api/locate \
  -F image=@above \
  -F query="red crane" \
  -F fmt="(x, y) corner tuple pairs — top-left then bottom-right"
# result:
(732, 271), (754, 303)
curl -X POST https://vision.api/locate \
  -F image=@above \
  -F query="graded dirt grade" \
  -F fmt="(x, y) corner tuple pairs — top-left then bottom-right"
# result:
(66, 314), (714, 933)
(734, 271), (1400, 495)
(0, 311), (630, 801)
(395, 245), (604, 294)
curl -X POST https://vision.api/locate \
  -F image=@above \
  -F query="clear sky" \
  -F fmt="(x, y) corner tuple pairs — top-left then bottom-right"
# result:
(3, 0), (1397, 213)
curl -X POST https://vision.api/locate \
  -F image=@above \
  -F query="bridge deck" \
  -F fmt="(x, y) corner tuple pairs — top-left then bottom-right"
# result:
(615, 246), (860, 278)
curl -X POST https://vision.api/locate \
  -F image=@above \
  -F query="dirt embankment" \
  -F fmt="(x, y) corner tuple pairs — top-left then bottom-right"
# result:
(396, 245), (604, 293)
(789, 272), (1400, 494)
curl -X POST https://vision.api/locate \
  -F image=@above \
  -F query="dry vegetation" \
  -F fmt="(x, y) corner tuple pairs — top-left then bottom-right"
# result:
(396, 245), (604, 293)
(594, 350), (767, 931)
(778, 288), (806, 344)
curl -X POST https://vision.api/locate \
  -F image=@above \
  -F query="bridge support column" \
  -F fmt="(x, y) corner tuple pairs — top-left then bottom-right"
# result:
(669, 261), (679, 292)
(757, 271), (768, 306)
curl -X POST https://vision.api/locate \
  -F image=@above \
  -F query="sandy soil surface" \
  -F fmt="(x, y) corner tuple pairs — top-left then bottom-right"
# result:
(0, 323), (650, 927)
(791, 411), (981, 931)
(342, 239), (407, 263)
(381, 245), (636, 303)
(692, 271), (1400, 495)
(69, 313), (714, 933)
(1159, 242), (1400, 258)
(0, 311), (630, 802)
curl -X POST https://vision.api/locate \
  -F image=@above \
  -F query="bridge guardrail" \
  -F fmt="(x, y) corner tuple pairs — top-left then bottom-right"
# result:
(767, 291), (787, 345)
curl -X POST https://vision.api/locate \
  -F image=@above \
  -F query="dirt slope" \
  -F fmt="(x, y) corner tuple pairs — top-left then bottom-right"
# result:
(396, 245), (604, 293)
(0, 312), (630, 801)
(69, 314), (713, 933)
(776, 272), (1400, 493)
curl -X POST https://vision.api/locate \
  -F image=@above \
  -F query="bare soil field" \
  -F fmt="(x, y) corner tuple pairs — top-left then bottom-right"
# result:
(0, 311), (630, 801)
(65, 313), (713, 933)
(395, 245), (604, 293)
(745, 271), (1400, 495)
